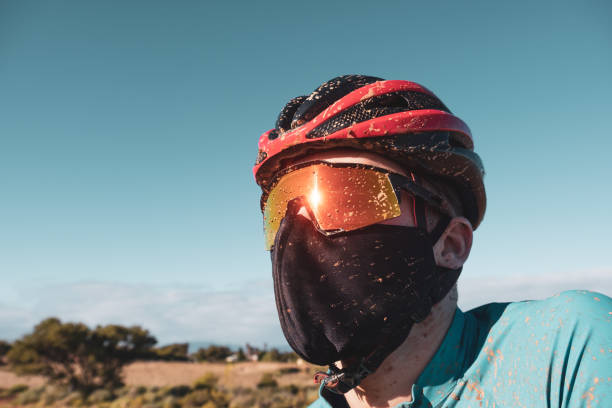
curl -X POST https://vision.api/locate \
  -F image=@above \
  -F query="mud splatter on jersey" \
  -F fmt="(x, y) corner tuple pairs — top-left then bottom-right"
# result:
(310, 290), (612, 407)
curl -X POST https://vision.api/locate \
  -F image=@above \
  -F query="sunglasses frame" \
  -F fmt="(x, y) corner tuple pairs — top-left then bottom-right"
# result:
(261, 161), (451, 244)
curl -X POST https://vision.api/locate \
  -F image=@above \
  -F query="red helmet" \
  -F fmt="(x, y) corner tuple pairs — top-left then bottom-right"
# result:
(254, 75), (486, 228)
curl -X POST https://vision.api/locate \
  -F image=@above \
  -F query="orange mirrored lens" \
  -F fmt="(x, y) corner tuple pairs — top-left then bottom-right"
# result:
(263, 164), (401, 250)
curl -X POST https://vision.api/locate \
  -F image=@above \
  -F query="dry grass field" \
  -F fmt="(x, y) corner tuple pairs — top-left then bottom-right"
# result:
(0, 369), (45, 388)
(0, 361), (316, 390)
(124, 361), (314, 389)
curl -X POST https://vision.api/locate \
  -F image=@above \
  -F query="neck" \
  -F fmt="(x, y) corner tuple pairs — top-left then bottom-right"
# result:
(341, 287), (457, 408)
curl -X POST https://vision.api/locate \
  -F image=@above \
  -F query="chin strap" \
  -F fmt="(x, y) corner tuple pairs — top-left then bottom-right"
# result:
(314, 360), (373, 394)
(314, 319), (415, 395)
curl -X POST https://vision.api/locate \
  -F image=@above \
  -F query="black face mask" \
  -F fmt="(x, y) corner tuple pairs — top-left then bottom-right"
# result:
(271, 208), (461, 375)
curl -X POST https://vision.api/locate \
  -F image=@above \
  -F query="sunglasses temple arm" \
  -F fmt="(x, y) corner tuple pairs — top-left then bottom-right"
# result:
(392, 178), (450, 217)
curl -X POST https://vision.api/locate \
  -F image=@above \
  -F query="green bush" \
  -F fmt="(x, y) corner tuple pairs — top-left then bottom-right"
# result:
(0, 376), (320, 408)
(41, 384), (71, 405)
(143, 389), (164, 403)
(7, 383), (322, 408)
(161, 395), (181, 408)
(226, 384), (318, 408)
(15, 386), (45, 405)
(88, 388), (114, 404)
(108, 394), (135, 408)
(0, 384), (28, 398)
(258, 348), (299, 363)
(193, 372), (219, 390)
(278, 366), (300, 375)
(256, 372), (278, 389)
(63, 391), (84, 406)
(191, 345), (232, 362)
(166, 385), (191, 397)
(129, 385), (147, 396)
(180, 389), (211, 407)
(228, 394), (255, 408)
(282, 384), (300, 395)
(113, 386), (131, 397)
(259, 349), (281, 362)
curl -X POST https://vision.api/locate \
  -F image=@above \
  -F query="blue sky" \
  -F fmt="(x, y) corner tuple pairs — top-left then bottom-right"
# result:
(1, 0), (610, 345)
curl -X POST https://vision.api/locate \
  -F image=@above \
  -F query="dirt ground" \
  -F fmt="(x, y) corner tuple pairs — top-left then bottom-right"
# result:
(0, 361), (316, 390)
(0, 369), (45, 388)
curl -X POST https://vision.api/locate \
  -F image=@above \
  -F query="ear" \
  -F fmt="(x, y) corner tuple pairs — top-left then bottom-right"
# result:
(433, 217), (473, 269)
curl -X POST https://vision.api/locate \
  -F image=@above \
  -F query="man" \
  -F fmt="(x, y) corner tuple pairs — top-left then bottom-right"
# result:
(253, 75), (611, 407)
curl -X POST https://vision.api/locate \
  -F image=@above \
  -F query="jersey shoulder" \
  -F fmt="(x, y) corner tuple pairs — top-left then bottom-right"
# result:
(457, 290), (612, 407)
(513, 289), (610, 316)
(468, 289), (611, 330)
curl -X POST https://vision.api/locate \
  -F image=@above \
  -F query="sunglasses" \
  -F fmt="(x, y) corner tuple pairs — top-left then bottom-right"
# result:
(261, 162), (448, 250)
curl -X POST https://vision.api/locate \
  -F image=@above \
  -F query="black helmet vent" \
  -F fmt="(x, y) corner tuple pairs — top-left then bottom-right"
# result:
(306, 91), (450, 140)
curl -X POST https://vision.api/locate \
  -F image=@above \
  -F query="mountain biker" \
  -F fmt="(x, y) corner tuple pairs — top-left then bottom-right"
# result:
(253, 75), (611, 407)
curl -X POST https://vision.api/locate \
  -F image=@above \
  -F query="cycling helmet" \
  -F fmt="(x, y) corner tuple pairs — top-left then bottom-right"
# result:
(254, 75), (486, 228)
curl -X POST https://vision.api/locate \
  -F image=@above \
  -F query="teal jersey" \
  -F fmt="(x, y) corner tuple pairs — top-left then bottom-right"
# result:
(309, 290), (612, 408)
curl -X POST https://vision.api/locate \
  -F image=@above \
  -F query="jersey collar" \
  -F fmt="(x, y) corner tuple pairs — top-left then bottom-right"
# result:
(318, 308), (478, 408)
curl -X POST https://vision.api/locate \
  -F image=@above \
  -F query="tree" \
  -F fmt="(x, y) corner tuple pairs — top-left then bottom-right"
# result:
(0, 340), (11, 365)
(259, 348), (298, 362)
(7, 318), (156, 394)
(191, 345), (232, 362)
(153, 343), (189, 361)
(259, 348), (280, 362)
(0, 340), (11, 356)
(89, 324), (157, 389)
(235, 348), (247, 362)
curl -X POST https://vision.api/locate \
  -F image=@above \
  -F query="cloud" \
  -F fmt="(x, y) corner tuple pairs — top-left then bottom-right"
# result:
(1, 269), (610, 345)
(1, 280), (284, 346)
(457, 269), (612, 311)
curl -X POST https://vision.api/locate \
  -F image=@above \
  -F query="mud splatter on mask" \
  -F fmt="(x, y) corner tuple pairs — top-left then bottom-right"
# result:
(256, 75), (484, 393)
(271, 195), (460, 393)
